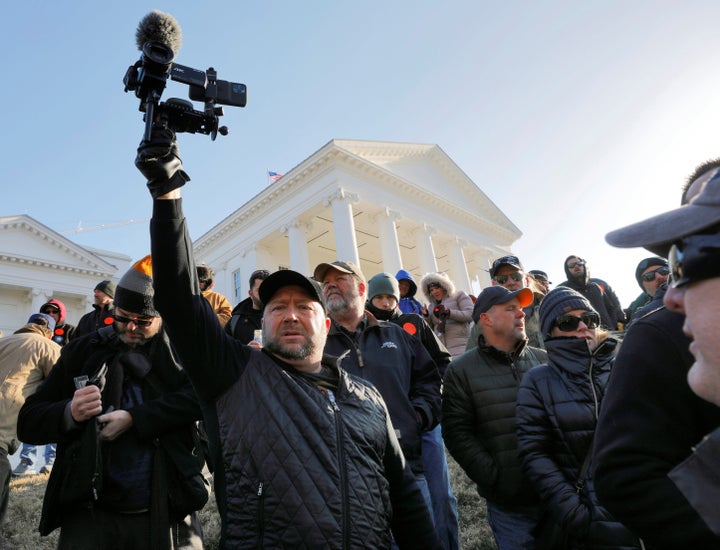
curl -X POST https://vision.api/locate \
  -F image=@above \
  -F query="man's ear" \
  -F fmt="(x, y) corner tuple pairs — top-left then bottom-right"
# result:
(325, 316), (331, 333)
(358, 281), (366, 298)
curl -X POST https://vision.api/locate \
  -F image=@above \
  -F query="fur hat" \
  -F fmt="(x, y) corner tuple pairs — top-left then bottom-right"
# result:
(95, 280), (116, 299)
(114, 255), (158, 317)
(419, 272), (456, 303)
(539, 287), (597, 338)
(367, 273), (400, 303)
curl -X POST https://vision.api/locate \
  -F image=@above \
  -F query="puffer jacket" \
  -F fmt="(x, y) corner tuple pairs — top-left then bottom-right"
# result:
(419, 272), (473, 357)
(0, 324), (60, 454)
(442, 337), (547, 508)
(516, 336), (640, 549)
(150, 198), (439, 549)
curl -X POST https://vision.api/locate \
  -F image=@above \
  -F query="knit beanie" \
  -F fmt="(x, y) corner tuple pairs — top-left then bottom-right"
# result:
(634, 257), (668, 291)
(539, 286), (597, 338)
(114, 255), (158, 316)
(367, 272), (400, 302)
(95, 279), (116, 299)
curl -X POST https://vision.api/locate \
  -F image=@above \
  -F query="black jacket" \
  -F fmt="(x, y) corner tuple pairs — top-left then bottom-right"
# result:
(442, 337), (546, 508)
(516, 337), (639, 548)
(74, 302), (115, 339)
(323, 312), (442, 472)
(225, 297), (262, 344)
(149, 198), (439, 549)
(594, 299), (720, 548)
(366, 302), (452, 379)
(17, 326), (206, 538)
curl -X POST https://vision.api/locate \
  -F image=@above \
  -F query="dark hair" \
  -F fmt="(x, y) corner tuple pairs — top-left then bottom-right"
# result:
(249, 269), (270, 288)
(684, 158), (720, 204)
(196, 264), (214, 284)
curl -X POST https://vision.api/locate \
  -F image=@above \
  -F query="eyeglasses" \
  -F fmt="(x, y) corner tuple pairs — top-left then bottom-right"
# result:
(113, 315), (154, 327)
(566, 260), (586, 269)
(493, 272), (524, 285)
(554, 312), (600, 332)
(640, 266), (670, 282)
(668, 234), (720, 288)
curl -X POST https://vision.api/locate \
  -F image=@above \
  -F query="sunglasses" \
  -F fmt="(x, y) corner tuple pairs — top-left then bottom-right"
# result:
(554, 312), (600, 332)
(493, 272), (524, 285)
(668, 234), (720, 288)
(640, 266), (670, 282)
(113, 315), (154, 327)
(41, 307), (60, 314)
(566, 260), (586, 269)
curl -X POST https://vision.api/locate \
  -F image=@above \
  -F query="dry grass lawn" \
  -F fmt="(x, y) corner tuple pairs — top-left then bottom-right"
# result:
(2, 454), (497, 549)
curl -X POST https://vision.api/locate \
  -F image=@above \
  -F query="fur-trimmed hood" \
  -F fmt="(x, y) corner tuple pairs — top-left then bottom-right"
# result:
(419, 272), (457, 303)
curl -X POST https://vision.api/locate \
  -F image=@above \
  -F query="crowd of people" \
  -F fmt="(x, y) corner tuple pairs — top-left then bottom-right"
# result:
(1, 126), (719, 549)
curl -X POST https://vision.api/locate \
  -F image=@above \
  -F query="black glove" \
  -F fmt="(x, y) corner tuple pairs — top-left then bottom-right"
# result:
(433, 304), (450, 319)
(135, 126), (191, 199)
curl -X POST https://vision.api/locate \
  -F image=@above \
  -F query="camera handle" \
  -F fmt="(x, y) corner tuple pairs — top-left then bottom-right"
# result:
(142, 89), (162, 143)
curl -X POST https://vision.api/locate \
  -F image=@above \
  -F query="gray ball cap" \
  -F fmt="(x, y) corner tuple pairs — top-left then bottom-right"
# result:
(605, 167), (720, 256)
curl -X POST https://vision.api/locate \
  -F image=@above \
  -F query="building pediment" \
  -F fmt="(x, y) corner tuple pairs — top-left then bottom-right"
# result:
(194, 139), (521, 256)
(0, 215), (117, 285)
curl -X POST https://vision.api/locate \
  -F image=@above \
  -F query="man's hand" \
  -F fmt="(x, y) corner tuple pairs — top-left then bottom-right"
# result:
(70, 385), (102, 423)
(135, 126), (190, 199)
(97, 410), (134, 441)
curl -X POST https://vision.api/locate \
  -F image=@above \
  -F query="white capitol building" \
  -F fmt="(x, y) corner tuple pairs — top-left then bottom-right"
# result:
(0, 139), (521, 336)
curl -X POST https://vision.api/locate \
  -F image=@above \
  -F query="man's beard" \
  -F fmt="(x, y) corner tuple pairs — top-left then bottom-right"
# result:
(264, 339), (315, 361)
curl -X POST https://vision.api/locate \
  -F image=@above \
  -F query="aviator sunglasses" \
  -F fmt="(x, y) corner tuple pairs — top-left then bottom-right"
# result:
(668, 233), (720, 288)
(493, 272), (524, 285)
(554, 312), (600, 332)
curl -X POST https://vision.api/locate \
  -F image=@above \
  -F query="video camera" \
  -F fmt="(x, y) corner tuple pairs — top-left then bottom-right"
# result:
(123, 11), (246, 141)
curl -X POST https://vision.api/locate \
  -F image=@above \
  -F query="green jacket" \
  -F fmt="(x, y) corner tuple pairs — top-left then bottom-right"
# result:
(442, 337), (547, 508)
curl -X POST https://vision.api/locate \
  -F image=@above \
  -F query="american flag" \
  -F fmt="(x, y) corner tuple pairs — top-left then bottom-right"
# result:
(268, 171), (283, 183)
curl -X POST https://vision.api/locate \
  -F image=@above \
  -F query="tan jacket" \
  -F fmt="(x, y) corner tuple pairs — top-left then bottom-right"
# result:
(202, 289), (233, 327)
(0, 324), (60, 453)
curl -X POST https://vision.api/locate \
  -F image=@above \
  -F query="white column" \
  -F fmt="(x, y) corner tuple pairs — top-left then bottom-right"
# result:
(374, 208), (403, 275)
(324, 189), (360, 264)
(282, 220), (311, 276)
(415, 224), (438, 275)
(450, 238), (472, 294)
(31, 288), (52, 313)
(239, 246), (259, 297)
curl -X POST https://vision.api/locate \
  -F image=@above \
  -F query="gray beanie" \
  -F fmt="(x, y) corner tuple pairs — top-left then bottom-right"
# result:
(114, 255), (159, 317)
(95, 280), (116, 299)
(539, 287), (597, 337)
(367, 272), (400, 303)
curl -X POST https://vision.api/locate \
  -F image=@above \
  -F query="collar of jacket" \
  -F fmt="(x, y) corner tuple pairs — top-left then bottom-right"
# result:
(328, 310), (386, 337)
(544, 336), (617, 374)
(478, 334), (528, 364)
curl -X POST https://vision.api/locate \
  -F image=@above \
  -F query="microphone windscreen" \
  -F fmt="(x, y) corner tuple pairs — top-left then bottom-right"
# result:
(135, 10), (182, 56)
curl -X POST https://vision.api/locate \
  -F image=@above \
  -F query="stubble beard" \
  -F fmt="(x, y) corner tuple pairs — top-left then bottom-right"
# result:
(264, 338), (316, 361)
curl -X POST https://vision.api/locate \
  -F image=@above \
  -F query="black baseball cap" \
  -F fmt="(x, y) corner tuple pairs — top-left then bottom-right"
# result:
(259, 270), (326, 311)
(472, 286), (533, 323)
(490, 255), (524, 278)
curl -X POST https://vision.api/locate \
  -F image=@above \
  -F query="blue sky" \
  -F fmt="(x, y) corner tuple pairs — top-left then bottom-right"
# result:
(4, 1), (720, 306)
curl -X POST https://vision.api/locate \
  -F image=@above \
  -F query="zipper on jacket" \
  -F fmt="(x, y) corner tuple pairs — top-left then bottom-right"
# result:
(256, 480), (265, 547)
(326, 389), (350, 550)
(587, 358), (600, 419)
